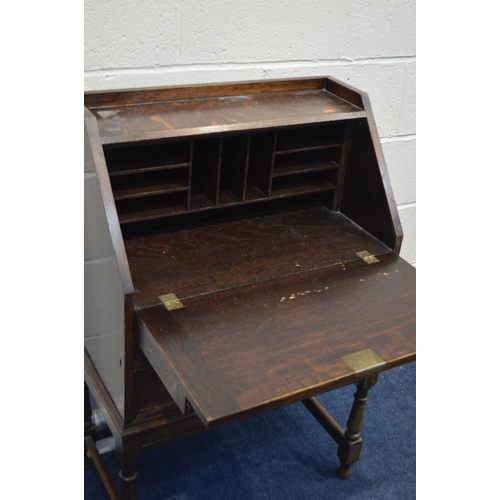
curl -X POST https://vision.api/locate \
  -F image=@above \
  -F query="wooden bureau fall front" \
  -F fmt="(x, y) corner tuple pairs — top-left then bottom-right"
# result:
(84, 77), (416, 499)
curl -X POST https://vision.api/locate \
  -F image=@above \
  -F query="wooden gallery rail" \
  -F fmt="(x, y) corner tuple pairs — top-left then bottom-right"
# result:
(84, 77), (416, 499)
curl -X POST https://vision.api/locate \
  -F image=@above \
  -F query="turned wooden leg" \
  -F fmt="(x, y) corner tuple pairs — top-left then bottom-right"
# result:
(336, 373), (378, 479)
(85, 382), (93, 435)
(116, 436), (142, 500)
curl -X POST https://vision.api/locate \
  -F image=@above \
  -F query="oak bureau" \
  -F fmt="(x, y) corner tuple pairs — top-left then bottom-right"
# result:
(84, 77), (416, 499)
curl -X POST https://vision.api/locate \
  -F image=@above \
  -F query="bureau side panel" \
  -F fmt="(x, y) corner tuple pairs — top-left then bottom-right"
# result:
(84, 111), (133, 421)
(339, 115), (402, 253)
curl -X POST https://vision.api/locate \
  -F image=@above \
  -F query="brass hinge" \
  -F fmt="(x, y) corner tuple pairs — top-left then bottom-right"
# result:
(356, 250), (380, 264)
(341, 348), (386, 376)
(159, 293), (185, 311)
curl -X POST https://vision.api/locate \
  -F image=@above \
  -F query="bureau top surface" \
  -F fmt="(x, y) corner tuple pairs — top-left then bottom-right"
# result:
(85, 79), (366, 144)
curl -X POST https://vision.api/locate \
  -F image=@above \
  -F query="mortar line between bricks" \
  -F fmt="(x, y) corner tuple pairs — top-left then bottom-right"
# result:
(84, 56), (416, 75)
(380, 134), (416, 143)
(397, 202), (416, 210)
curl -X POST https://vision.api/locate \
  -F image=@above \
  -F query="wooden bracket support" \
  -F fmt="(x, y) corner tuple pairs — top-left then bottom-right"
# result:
(85, 436), (119, 500)
(301, 397), (344, 444)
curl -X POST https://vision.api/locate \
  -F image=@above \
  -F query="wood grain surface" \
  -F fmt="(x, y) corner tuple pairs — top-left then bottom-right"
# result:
(85, 77), (327, 108)
(124, 203), (390, 308)
(137, 252), (415, 428)
(89, 90), (365, 144)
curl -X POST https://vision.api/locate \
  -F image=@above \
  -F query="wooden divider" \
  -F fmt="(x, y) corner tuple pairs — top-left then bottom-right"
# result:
(104, 122), (349, 226)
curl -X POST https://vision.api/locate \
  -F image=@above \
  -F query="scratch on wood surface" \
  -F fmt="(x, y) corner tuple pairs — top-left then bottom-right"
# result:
(280, 286), (330, 302)
(151, 115), (174, 130)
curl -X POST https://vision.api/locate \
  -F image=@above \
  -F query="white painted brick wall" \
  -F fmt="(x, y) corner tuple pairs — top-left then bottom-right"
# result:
(85, 0), (416, 264)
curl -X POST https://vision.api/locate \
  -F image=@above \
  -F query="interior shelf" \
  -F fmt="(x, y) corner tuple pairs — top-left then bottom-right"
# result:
(273, 154), (339, 177)
(117, 192), (188, 224)
(270, 178), (335, 199)
(113, 181), (188, 201)
(275, 125), (342, 155)
(109, 162), (190, 177)
(105, 140), (191, 176)
(119, 204), (187, 224)
(111, 167), (190, 202)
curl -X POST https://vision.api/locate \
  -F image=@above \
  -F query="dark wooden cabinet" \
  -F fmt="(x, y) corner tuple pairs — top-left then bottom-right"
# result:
(84, 77), (415, 499)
